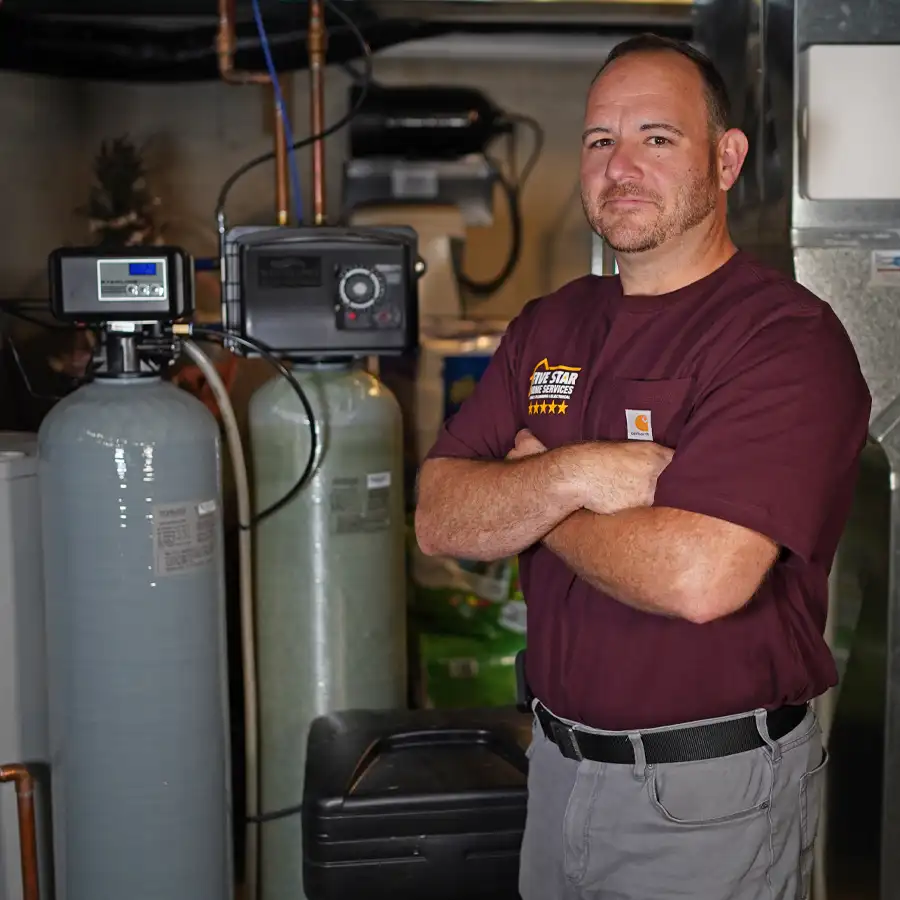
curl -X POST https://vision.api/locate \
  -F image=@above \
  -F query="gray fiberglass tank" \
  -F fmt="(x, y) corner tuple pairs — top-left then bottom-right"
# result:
(249, 361), (407, 900)
(38, 375), (232, 900)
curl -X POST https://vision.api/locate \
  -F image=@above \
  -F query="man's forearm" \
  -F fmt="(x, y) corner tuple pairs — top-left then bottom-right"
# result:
(543, 507), (776, 623)
(415, 453), (583, 560)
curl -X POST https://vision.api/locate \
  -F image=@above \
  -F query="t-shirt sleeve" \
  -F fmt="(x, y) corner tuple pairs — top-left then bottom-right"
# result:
(424, 306), (533, 462)
(652, 305), (871, 562)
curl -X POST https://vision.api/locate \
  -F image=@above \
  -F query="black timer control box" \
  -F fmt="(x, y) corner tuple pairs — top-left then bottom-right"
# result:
(48, 246), (193, 323)
(223, 225), (421, 358)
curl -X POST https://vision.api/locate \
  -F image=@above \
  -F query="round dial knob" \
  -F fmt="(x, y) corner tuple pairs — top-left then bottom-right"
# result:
(338, 268), (383, 310)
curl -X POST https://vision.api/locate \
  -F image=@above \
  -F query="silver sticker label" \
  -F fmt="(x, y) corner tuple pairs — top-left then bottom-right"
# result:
(152, 500), (218, 576)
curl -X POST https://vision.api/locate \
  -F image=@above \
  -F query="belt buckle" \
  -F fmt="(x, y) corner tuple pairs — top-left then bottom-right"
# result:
(549, 719), (584, 761)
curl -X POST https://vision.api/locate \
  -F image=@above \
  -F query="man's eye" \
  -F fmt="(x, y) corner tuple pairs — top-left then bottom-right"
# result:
(647, 136), (671, 146)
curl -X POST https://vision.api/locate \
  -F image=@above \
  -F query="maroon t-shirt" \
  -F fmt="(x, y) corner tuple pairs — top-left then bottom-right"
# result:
(425, 252), (871, 730)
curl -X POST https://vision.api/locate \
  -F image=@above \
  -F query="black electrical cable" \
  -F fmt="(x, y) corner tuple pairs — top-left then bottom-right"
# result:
(504, 113), (544, 191)
(452, 157), (522, 298)
(246, 801), (305, 825)
(190, 332), (315, 829)
(451, 114), (544, 298)
(189, 328), (318, 528)
(0, 304), (80, 331)
(214, 0), (374, 224)
(13, 314), (320, 525)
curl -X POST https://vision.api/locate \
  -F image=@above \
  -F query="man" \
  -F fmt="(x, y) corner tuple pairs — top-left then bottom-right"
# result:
(415, 33), (871, 900)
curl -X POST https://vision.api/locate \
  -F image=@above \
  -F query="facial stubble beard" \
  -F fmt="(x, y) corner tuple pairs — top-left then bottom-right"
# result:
(583, 147), (720, 254)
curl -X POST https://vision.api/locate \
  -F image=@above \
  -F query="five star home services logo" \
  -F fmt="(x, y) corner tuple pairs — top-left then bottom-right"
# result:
(527, 359), (582, 416)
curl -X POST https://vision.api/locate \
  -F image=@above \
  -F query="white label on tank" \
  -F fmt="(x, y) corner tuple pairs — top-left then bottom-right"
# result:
(329, 476), (391, 535)
(870, 250), (900, 287)
(152, 500), (218, 576)
(367, 471), (391, 490)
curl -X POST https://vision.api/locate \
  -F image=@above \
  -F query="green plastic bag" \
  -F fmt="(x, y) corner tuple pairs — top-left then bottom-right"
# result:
(416, 629), (526, 709)
(407, 520), (527, 641)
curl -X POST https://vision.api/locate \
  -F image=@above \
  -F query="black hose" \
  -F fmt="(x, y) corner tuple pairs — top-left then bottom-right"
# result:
(189, 328), (318, 528)
(451, 161), (523, 298)
(449, 112), (544, 298)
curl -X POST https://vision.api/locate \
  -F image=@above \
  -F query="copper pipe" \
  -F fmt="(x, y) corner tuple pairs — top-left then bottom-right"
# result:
(217, 0), (291, 229)
(274, 100), (289, 225)
(308, 0), (328, 224)
(217, 0), (269, 85)
(0, 765), (40, 900)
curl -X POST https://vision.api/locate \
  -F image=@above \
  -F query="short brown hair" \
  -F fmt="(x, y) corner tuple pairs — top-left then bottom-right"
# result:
(594, 33), (731, 134)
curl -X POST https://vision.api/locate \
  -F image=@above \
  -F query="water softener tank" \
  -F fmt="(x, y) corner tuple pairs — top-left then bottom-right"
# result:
(38, 377), (232, 900)
(250, 362), (408, 900)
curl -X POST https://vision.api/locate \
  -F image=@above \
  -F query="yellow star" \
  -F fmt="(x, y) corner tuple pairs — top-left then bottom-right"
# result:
(557, 400), (568, 414)
(540, 402), (548, 414)
(528, 403), (535, 415)
(548, 401), (558, 414)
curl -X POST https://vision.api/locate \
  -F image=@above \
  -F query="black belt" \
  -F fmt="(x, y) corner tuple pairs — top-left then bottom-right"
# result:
(535, 701), (808, 765)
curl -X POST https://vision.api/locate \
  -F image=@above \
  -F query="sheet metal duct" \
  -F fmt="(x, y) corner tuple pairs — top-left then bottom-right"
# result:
(0, 0), (695, 80)
(590, 3), (897, 897)
(786, 2), (900, 899)
(691, 1), (900, 897)
(1, 0), (694, 22)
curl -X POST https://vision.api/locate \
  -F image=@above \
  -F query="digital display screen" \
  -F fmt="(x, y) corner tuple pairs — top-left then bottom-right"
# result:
(257, 254), (322, 289)
(129, 262), (158, 276)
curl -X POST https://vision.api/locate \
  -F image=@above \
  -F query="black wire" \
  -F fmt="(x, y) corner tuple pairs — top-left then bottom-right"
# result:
(0, 308), (317, 526)
(192, 327), (318, 828)
(0, 305), (79, 331)
(451, 115), (544, 298)
(452, 156), (523, 298)
(214, 0), (374, 224)
(4, 337), (72, 401)
(189, 328), (318, 528)
(0, 309), (97, 399)
(246, 801), (304, 825)
(504, 113), (545, 190)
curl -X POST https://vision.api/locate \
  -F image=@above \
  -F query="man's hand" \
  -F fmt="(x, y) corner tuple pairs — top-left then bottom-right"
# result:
(577, 442), (673, 514)
(507, 430), (673, 515)
(506, 429), (548, 460)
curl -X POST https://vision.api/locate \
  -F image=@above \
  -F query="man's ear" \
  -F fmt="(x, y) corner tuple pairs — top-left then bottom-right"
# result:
(717, 128), (750, 191)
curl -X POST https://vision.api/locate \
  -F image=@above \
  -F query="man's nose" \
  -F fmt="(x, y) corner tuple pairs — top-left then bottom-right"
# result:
(605, 142), (642, 183)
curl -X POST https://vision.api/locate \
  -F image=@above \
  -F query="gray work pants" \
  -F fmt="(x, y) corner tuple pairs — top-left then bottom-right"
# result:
(519, 704), (827, 900)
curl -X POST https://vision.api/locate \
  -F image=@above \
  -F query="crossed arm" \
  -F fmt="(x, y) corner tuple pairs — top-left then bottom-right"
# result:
(415, 430), (778, 624)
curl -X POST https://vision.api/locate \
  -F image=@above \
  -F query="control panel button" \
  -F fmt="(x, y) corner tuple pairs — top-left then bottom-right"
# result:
(375, 307), (400, 327)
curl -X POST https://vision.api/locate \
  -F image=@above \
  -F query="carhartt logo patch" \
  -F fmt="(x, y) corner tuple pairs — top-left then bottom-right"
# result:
(626, 409), (653, 441)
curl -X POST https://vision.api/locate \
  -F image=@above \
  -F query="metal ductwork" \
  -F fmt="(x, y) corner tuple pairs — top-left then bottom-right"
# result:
(0, 0), (695, 81)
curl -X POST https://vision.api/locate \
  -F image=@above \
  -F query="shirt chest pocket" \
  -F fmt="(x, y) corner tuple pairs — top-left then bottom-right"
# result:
(592, 377), (694, 449)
